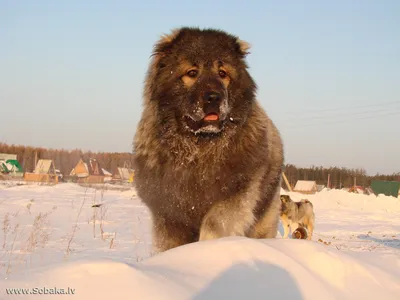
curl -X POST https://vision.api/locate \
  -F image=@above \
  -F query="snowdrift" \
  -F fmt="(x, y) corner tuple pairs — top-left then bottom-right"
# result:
(2, 237), (399, 300)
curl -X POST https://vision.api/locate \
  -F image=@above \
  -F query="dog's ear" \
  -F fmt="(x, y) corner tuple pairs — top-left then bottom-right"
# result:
(235, 38), (251, 57)
(152, 28), (182, 59)
(149, 28), (183, 70)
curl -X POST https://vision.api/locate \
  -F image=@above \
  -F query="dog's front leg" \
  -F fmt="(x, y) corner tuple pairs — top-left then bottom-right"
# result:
(152, 214), (196, 253)
(289, 222), (299, 238)
(199, 198), (256, 240)
(199, 168), (271, 241)
(283, 221), (290, 238)
(279, 216), (289, 239)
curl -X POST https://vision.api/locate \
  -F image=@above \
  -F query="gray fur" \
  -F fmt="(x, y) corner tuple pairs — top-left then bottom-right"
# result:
(280, 195), (315, 240)
(133, 27), (285, 253)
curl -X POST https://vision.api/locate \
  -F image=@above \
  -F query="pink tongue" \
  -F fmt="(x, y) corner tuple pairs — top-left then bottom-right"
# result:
(204, 113), (219, 121)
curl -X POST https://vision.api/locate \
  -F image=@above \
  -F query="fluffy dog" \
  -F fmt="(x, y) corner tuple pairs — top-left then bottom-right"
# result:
(133, 27), (284, 253)
(280, 195), (315, 240)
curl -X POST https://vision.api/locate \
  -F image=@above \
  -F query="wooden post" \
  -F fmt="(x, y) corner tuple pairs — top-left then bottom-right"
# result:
(327, 174), (331, 189)
(34, 151), (38, 172)
(282, 172), (292, 192)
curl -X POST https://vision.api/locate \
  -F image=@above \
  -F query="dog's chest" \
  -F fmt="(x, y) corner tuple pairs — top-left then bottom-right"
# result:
(163, 163), (247, 205)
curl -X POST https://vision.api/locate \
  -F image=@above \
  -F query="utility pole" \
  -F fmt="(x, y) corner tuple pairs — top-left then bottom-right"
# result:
(34, 151), (38, 172)
(282, 172), (292, 191)
(327, 174), (331, 189)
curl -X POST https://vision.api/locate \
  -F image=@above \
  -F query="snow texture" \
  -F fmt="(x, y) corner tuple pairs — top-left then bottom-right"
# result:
(0, 182), (399, 299)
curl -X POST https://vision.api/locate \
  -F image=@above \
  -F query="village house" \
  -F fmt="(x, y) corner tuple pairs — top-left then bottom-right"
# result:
(24, 159), (58, 184)
(293, 180), (318, 194)
(70, 158), (105, 184)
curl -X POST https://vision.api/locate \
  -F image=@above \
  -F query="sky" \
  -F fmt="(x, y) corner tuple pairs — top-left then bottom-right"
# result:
(0, 0), (399, 175)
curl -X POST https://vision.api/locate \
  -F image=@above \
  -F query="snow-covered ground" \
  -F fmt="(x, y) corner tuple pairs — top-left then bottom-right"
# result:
(0, 182), (399, 299)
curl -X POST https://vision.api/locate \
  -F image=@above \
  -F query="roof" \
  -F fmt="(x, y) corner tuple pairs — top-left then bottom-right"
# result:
(1, 159), (23, 173)
(294, 180), (317, 192)
(119, 167), (131, 180)
(70, 158), (105, 177)
(87, 159), (104, 176)
(70, 160), (88, 177)
(114, 167), (131, 180)
(34, 159), (56, 174)
(102, 168), (112, 176)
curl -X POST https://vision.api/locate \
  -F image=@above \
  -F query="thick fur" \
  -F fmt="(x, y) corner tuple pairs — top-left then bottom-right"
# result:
(133, 27), (284, 253)
(280, 195), (315, 240)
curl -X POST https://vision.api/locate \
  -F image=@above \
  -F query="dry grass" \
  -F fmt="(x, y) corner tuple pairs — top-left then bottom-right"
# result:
(64, 188), (88, 259)
(90, 187), (111, 240)
(0, 182), (146, 278)
(1, 206), (55, 276)
(5, 223), (21, 275)
(65, 185), (117, 259)
(25, 209), (54, 252)
(2, 213), (11, 250)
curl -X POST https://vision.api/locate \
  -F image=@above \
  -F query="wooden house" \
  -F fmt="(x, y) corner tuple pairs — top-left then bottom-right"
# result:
(24, 159), (58, 184)
(70, 158), (105, 184)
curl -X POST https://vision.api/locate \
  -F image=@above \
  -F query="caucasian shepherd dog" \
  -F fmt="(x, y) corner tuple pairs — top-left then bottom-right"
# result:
(280, 195), (315, 240)
(133, 27), (284, 253)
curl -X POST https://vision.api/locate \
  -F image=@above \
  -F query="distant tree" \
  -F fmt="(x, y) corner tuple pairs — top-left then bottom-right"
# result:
(0, 142), (398, 187)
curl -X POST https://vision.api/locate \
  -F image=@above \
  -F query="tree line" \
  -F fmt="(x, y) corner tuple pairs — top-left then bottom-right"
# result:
(284, 164), (400, 189)
(1, 143), (399, 187)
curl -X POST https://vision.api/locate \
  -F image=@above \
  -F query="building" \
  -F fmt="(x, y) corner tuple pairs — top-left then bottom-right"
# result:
(102, 168), (113, 182)
(293, 180), (318, 194)
(370, 180), (400, 198)
(112, 167), (134, 183)
(70, 158), (105, 184)
(24, 159), (58, 183)
(0, 153), (23, 178)
(0, 153), (17, 161)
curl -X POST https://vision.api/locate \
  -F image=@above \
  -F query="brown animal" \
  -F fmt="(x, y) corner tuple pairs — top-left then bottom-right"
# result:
(292, 227), (308, 239)
(133, 27), (284, 253)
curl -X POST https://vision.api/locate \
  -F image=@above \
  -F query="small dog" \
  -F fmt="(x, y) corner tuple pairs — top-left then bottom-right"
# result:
(280, 195), (315, 240)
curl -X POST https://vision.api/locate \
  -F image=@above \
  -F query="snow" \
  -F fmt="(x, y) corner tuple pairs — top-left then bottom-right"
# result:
(101, 168), (112, 176)
(0, 182), (399, 299)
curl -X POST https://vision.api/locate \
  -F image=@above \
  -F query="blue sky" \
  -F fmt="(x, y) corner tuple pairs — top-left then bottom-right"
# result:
(0, 0), (399, 175)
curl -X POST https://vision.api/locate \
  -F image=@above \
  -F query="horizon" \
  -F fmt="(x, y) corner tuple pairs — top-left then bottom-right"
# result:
(1, 1), (399, 175)
(0, 141), (397, 177)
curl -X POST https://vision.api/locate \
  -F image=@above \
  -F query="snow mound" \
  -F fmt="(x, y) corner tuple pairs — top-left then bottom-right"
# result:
(2, 237), (399, 300)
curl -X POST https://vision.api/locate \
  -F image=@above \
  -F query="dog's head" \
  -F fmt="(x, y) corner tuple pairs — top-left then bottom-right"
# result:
(280, 195), (292, 204)
(145, 27), (257, 136)
(280, 195), (292, 213)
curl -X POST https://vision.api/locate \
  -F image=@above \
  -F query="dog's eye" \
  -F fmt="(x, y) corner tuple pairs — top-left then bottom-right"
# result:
(218, 70), (227, 78)
(186, 70), (198, 78)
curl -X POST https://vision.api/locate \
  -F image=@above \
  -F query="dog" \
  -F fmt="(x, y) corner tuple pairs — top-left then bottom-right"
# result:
(133, 27), (284, 253)
(280, 195), (315, 240)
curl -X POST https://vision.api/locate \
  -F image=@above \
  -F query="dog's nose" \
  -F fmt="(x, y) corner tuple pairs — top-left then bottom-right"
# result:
(203, 91), (221, 103)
